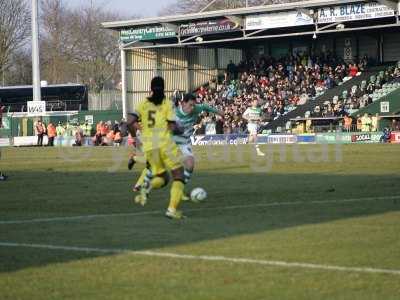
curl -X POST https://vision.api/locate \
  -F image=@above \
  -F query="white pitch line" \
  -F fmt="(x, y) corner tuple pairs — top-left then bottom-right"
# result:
(0, 195), (399, 225)
(0, 241), (399, 276)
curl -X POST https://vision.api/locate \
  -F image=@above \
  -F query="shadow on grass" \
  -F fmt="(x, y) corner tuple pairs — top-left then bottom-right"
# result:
(0, 170), (399, 273)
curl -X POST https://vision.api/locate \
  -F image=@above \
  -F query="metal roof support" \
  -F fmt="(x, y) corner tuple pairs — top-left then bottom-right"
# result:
(317, 22), (342, 31)
(180, 35), (201, 43)
(296, 8), (315, 19)
(225, 16), (244, 26)
(245, 28), (269, 37)
(160, 23), (179, 32)
(120, 39), (140, 49)
(199, 0), (218, 13)
(120, 48), (127, 120)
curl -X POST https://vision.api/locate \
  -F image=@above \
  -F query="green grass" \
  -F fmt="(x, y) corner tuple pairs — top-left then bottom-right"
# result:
(0, 144), (400, 299)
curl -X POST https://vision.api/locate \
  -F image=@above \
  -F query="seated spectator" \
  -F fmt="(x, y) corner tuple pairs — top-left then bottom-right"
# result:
(349, 63), (359, 77)
(105, 130), (115, 146)
(114, 130), (122, 146)
(73, 126), (83, 146)
(380, 127), (391, 143)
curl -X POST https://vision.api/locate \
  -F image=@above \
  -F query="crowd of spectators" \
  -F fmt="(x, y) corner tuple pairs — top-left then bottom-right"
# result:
(191, 52), (362, 135)
(33, 119), (126, 146)
(311, 64), (400, 119)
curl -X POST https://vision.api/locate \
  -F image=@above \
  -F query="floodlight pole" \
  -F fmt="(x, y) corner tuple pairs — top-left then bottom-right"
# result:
(120, 47), (127, 120)
(32, 0), (41, 102)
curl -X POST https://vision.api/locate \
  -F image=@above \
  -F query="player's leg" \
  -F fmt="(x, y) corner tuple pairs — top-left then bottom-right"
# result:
(127, 153), (136, 170)
(133, 161), (153, 192)
(179, 143), (201, 202)
(180, 144), (195, 184)
(134, 149), (168, 206)
(0, 149), (6, 181)
(248, 124), (264, 156)
(166, 166), (185, 219)
(163, 144), (185, 219)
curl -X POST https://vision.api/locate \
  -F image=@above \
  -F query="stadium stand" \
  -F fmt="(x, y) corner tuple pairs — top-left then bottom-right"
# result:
(192, 53), (353, 134)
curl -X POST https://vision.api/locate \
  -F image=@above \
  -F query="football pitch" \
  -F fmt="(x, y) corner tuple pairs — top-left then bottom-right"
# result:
(0, 144), (399, 299)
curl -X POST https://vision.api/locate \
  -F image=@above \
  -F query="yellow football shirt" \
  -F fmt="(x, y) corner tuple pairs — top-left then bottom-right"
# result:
(135, 98), (176, 152)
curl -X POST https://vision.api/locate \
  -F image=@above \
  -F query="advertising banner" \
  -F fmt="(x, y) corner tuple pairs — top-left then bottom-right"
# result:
(180, 18), (241, 37)
(27, 101), (46, 116)
(318, 2), (394, 24)
(120, 26), (176, 43)
(246, 11), (313, 30)
(85, 115), (94, 125)
(191, 134), (248, 146)
(0, 138), (10, 147)
(297, 134), (316, 143)
(266, 134), (297, 144)
(390, 132), (400, 144)
(316, 132), (383, 143)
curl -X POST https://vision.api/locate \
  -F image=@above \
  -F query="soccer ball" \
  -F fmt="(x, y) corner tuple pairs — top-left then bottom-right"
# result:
(190, 187), (207, 202)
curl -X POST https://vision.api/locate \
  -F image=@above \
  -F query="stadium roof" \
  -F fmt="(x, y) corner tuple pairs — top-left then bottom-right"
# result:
(102, 0), (400, 49)
(102, 0), (364, 29)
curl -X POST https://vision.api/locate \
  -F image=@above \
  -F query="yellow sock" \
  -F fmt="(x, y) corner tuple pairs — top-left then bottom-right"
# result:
(151, 176), (165, 189)
(135, 168), (148, 187)
(168, 181), (184, 211)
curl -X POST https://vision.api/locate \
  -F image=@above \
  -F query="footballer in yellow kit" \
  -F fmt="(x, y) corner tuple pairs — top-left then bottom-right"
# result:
(127, 76), (185, 220)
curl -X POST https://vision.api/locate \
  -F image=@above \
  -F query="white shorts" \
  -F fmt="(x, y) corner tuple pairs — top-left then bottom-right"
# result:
(247, 123), (259, 135)
(179, 144), (194, 158)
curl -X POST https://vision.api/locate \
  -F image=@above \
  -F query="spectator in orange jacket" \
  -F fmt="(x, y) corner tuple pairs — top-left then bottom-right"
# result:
(100, 122), (109, 136)
(114, 130), (122, 146)
(343, 115), (352, 132)
(47, 123), (57, 146)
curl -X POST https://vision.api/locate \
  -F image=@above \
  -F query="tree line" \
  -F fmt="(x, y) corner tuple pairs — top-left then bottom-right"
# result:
(1, 0), (123, 92)
(0, 0), (298, 91)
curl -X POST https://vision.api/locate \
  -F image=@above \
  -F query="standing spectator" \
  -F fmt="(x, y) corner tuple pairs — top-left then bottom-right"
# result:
(227, 60), (237, 81)
(35, 120), (45, 146)
(356, 115), (362, 132)
(100, 121), (109, 137)
(371, 113), (380, 132)
(82, 120), (92, 137)
(361, 113), (372, 132)
(56, 122), (65, 136)
(47, 122), (57, 146)
(215, 115), (224, 134)
(65, 122), (74, 136)
(343, 115), (353, 132)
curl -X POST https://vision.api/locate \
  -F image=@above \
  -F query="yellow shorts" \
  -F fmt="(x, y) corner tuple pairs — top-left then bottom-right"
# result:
(145, 143), (182, 176)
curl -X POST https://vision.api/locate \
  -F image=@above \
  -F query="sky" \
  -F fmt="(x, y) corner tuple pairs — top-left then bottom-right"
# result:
(65, 0), (177, 18)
